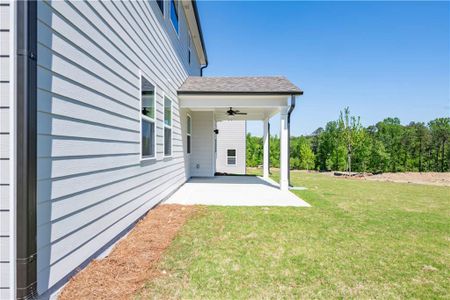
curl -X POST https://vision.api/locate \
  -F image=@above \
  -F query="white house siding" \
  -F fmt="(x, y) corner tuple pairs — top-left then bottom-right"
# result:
(216, 121), (246, 174)
(190, 111), (215, 177)
(0, 0), (13, 298)
(36, 0), (200, 295)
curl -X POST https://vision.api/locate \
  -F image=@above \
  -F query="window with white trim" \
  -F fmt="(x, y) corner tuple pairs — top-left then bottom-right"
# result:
(188, 32), (192, 65)
(164, 97), (172, 156)
(140, 76), (155, 159)
(156, 0), (164, 15)
(187, 115), (192, 154)
(170, 0), (179, 34)
(227, 149), (236, 165)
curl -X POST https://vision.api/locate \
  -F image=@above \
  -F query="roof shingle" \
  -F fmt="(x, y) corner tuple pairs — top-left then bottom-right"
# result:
(178, 76), (303, 95)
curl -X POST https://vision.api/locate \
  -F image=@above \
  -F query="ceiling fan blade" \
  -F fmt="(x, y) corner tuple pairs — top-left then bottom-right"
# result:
(235, 112), (247, 115)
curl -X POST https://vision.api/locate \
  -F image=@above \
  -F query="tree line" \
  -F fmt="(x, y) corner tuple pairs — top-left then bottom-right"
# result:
(246, 108), (450, 173)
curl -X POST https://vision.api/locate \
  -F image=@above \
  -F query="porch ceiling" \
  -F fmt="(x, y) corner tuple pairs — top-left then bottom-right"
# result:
(179, 94), (286, 121)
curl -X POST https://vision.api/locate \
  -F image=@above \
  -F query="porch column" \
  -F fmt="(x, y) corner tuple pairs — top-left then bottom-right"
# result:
(263, 118), (270, 178)
(280, 108), (289, 190)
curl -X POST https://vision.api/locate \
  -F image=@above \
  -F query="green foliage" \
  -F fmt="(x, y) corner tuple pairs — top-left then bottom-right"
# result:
(246, 133), (263, 167)
(245, 110), (450, 172)
(290, 136), (315, 170)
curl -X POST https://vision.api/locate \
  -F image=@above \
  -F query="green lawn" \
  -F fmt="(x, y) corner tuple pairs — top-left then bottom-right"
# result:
(138, 171), (450, 299)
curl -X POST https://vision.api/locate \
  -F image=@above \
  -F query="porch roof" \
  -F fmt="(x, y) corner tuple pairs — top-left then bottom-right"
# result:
(178, 76), (303, 95)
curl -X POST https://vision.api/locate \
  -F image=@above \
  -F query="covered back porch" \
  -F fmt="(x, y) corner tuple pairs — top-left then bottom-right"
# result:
(164, 175), (310, 207)
(178, 76), (303, 191)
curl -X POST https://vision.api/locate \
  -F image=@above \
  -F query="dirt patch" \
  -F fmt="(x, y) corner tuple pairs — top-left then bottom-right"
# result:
(364, 172), (450, 186)
(316, 170), (450, 186)
(58, 204), (198, 300)
(289, 170), (450, 186)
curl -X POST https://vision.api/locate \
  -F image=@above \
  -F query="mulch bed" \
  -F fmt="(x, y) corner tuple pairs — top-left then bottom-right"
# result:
(59, 204), (198, 300)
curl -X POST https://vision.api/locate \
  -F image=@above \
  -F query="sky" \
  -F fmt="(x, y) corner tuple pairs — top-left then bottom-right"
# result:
(196, 1), (450, 136)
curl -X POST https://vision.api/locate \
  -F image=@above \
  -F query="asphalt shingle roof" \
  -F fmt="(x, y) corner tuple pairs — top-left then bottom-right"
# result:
(178, 76), (303, 95)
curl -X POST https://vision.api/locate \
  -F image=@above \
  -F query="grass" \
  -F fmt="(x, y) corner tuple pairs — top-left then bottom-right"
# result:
(138, 170), (450, 299)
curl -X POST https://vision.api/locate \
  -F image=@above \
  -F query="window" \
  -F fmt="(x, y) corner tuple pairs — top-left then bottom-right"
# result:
(164, 97), (172, 156)
(187, 115), (191, 154)
(156, 0), (164, 15)
(140, 76), (155, 159)
(227, 149), (236, 165)
(188, 32), (192, 65)
(170, 0), (179, 33)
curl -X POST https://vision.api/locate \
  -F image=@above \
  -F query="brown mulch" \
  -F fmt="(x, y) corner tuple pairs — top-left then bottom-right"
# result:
(59, 204), (198, 300)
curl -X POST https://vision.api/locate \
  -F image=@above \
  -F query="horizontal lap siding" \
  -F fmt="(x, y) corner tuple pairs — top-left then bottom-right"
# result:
(190, 111), (215, 177)
(36, 0), (199, 294)
(0, 1), (11, 298)
(216, 121), (247, 174)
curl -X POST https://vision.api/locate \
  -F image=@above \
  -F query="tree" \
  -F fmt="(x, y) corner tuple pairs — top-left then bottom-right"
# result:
(245, 111), (447, 173)
(299, 140), (315, 170)
(376, 118), (404, 172)
(408, 122), (430, 172)
(428, 118), (450, 172)
(270, 135), (280, 168)
(316, 121), (344, 171)
(290, 136), (315, 170)
(339, 107), (364, 172)
(246, 133), (263, 167)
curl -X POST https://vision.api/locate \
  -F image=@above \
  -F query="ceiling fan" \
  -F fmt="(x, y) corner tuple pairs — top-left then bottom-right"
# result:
(226, 107), (247, 116)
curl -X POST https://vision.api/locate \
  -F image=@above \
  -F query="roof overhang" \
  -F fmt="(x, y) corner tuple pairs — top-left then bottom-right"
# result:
(178, 76), (302, 120)
(182, 0), (207, 66)
(179, 94), (291, 121)
(178, 76), (303, 95)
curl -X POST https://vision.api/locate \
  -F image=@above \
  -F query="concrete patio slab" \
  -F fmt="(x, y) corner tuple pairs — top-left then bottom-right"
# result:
(164, 176), (310, 207)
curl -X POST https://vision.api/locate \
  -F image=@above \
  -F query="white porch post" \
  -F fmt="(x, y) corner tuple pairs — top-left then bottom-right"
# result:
(280, 108), (289, 190)
(263, 118), (270, 178)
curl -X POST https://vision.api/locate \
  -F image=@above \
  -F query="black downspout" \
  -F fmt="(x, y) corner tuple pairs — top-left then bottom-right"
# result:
(16, 0), (37, 299)
(192, 0), (208, 76)
(200, 63), (208, 77)
(287, 95), (296, 187)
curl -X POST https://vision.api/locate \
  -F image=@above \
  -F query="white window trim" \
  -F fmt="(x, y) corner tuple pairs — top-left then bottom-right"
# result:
(139, 71), (156, 161)
(163, 95), (173, 157)
(227, 149), (237, 166)
(187, 113), (192, 155)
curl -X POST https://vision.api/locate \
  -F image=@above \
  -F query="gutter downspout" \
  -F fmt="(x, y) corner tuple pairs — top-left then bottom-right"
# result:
(16, 0), (38, 298)
(192, 0), (208, 76)
(287, 95), (296, 187)
(200, 62), (208, 77)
